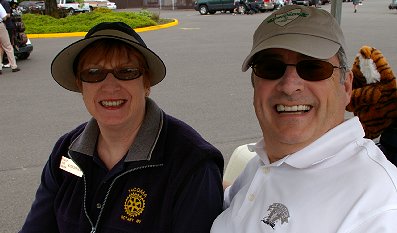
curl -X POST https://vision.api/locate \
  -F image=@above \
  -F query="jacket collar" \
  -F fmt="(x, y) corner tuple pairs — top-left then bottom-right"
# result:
(69, 97), (163, 162)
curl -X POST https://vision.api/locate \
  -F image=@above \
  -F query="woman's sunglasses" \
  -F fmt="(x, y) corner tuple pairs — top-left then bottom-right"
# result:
(78, 67), (144, 83)
(250, 59), (344, 81)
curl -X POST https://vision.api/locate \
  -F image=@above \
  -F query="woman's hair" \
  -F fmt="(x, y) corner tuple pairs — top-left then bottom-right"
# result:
(74, 38), (150, 91)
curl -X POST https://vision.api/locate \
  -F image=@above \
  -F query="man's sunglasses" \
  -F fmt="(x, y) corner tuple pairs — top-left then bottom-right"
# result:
(78, 67), (145, 83)
(250, 59), (344, 81)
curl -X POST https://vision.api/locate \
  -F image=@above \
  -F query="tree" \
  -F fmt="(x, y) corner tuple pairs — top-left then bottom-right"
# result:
(45, 0), (60, 18)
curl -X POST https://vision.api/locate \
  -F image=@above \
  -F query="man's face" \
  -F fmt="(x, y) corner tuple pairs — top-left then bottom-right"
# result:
(252, 48), (353, 162)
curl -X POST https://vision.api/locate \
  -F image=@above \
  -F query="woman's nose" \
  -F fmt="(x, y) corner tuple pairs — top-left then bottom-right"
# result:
(100, 73), (121, 91)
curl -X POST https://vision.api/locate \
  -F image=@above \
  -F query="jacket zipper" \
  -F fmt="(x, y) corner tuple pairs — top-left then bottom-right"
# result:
(67, 151), (163, 232)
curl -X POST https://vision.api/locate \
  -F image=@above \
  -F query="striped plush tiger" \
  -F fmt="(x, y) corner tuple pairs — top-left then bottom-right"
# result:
(346, 45), (397, 139)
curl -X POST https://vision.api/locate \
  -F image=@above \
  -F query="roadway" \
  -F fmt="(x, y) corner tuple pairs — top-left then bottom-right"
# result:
(1, 0), (396, 231)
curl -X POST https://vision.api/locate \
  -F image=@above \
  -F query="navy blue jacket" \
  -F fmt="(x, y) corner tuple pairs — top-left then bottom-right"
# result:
(20, 99), (224, 233)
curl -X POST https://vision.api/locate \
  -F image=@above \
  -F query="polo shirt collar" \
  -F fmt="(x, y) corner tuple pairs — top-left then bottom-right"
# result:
(251, 117), (365, 168)
(69, 97), (163, 162)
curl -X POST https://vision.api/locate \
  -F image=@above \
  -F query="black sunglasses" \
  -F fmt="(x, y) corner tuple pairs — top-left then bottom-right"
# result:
(78, 67), (144, 83)
(250, 59), (344, 81)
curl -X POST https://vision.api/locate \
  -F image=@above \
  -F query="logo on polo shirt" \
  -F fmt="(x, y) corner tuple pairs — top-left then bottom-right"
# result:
(121, 187), (147, 224)
(262, 203), (290, 229)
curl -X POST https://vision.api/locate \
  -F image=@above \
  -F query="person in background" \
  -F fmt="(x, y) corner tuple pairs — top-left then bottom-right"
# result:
(233, 0), (240, 15)
(0, 0), (14, 44)
(19, 22), (224, 233)
(353, 0), (359, 12)
(211, 5), (397, 232)
(0, 0), (15, 68)
(0, 3), (19, 74)
(312, 0), (320, 8)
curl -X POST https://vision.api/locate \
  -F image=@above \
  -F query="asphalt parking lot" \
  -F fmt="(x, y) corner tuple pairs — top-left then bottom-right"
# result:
(1, 1), (397, 231)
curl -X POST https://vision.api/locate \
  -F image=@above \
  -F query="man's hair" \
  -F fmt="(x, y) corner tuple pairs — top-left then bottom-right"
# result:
(336, 46), (349, 84)
(250, 47), (350, 87)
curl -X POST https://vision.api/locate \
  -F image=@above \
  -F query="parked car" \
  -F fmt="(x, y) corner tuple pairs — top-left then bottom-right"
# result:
(84, 0), (116, 10)
(240, 0), (274, 13)
(389, 0), (397, 9)
(256, 0), (275, 11)
(193, 0), (275, 15)
(18, 0), (44, 13)
(292, 0), (310, 5)
(105, 0), (116, 9)
(194, 0), (234, 15)
(308, 0), (329, 5)
(57, 0), (90, 15)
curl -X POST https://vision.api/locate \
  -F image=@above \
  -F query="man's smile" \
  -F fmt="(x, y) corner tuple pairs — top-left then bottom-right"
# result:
(276, 104), (312, 114)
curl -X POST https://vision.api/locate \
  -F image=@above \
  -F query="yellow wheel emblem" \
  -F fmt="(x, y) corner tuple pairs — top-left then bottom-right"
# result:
(124, 192), (145, 217)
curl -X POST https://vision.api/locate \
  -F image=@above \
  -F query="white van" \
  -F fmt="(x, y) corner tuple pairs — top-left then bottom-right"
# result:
(57, 0), (90, 14)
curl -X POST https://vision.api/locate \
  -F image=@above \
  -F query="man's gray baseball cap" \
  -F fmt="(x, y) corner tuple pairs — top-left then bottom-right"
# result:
(242, 5), (346, 71)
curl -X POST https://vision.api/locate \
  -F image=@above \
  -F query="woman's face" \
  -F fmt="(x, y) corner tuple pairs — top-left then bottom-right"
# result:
(76, 42), (150, 131)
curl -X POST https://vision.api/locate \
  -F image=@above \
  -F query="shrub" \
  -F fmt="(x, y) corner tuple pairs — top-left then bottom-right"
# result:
(22, 9), (172, 34)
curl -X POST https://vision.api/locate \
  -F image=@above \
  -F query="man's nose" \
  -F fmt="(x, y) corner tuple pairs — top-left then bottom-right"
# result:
(275, 66), (304, 95)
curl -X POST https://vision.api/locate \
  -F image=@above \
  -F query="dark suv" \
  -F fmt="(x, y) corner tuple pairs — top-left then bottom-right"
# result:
(194, 0), (234, 15)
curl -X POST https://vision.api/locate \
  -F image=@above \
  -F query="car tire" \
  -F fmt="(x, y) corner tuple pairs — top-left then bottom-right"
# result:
(199, 5), (209, 15)
(68, 8), (75, 16)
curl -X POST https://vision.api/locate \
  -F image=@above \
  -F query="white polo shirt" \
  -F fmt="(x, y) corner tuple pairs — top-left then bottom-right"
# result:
(211, 117), (397, 233)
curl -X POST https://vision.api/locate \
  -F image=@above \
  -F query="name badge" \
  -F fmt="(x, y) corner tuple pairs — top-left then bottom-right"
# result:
(60, 156), (83, 177)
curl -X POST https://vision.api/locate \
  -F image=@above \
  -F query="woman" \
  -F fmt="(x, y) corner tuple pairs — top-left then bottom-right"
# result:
(20, 22), (224, 233)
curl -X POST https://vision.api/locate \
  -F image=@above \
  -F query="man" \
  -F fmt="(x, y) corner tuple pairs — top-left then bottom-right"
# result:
(0, 3), (19, 74)
(211, 5), (397, 232)
(0, 0), (14, 44)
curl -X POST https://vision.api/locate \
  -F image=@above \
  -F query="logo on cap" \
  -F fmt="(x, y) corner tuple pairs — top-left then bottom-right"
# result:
(267, 9), (309, 26)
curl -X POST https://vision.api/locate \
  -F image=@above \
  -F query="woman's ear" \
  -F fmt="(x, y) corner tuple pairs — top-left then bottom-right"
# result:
(143, 79), (150, 97)
(75, 78), (83, 93)
(143, 74), (151, 97)
(145, 86), (151, 97)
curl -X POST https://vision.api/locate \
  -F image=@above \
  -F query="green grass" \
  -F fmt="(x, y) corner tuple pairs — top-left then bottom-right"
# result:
(22, 8), (173, 34)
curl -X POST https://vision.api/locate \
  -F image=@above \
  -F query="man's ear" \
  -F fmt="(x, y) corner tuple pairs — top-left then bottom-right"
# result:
(344, 70), (354, 106)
